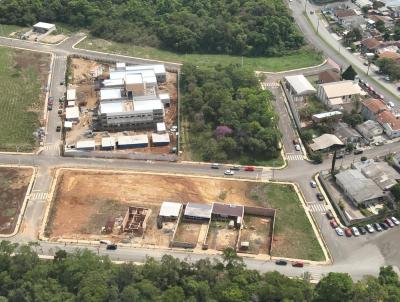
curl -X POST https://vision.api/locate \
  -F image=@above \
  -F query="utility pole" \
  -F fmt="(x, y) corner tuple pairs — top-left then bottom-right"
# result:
(317, 18), (320, 33)
(177, 70), (181, 155)
(367, 62), (371, 76)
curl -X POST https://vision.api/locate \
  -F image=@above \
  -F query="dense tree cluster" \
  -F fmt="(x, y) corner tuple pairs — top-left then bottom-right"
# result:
(376, 58), (400, 81)
(181, 63), (281, 163)
(0, 0), (304, 56)
(0, 243), (399, 302)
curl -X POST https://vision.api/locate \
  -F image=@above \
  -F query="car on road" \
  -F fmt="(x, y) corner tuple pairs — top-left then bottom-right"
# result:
(330, 219), (338, 228)
(351, 227), (360, 236)
(344, 228), (352, 237)
(384, 76), (391, 81)
(366, 224), (375, 233)
(358, 226), (367, 235)
(385, 218), (395, 228)
(100, 240), (111, 245)
(48, 97), (54, 105)
(380, 222), (389, 230)
(292, 138), (299, 145)
(391, 216), (399, 225)
(316, 192), (324, 201)
(60, 81), (65, 85)
(310, 181), (317, 188)
(230, 165), (241, 171)
(224, 169), (234, 176)
(275, 259), (288, 266)
(354, 149), (364, 155)
(295, 144), (301, 151)
(326, 210), (334, 220)
(292, 261), (304, 267)
(374, 223), (382, 232)
(106, 244), (117, 250)
(47, 104), (53, 111)
(56, 125), (61, 132)
(211, 163), (220, 169)
(244, 166), (255, 172)
(335, 227), (344, 236)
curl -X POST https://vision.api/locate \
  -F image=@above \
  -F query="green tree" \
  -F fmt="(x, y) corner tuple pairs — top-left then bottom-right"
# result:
(314, 273), (354, 302)
(342, 65), (357, 80)
(379, 266), (399, 286)
(162, 286), (185, 302)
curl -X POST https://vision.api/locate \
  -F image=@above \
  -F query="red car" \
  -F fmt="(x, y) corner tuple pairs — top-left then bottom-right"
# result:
(330, 220), (338, 228)
(292, 261), (304, 267)
(48, 97), (54, 105)
(385, 218), (395, 228)
(344, 228), (352, 237)
(244, 166), (255, 172)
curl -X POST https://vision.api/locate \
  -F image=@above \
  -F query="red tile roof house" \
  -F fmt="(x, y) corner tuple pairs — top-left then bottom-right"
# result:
(376, 110), (400, 138)
(360, 38), (382, 53)
(361, 98), (388, 120)
(378, 51), (400, 63)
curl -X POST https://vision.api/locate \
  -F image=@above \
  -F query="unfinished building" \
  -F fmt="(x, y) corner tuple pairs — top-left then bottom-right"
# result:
(121, 206), (150, 237)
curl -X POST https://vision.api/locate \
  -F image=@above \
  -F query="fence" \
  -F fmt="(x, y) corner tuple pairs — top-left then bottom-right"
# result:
(280, 81), (302, 130)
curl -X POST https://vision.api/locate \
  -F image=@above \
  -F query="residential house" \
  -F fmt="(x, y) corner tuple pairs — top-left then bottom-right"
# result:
(360, 38), (382, 53)
(376, 110), (400, 138)
(353, 160), (400, 190)
(309, 134), (344, 152)
(378, 50), (400, 62)
(356, 120), (384, 141)
(361, 98), (387, 120)
(318, 70), (341, 84)
(317, 80), (365, 112)
(283, 75), (316, 102)
(334, 122), (362, 144)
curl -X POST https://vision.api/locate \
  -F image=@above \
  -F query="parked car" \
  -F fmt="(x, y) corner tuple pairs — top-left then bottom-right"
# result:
(344, 228), (352, 237)
(60, 81), (65, 85)
(354, 149), (364, 155)
(295, 144), (301, 151)
(292, 138), (299, 145)
(366, 224), (375, 233)
(224, 169), (234, 176)
(391, 216), (399, 225)
(292, 261), (304, 267)
(335, 227), (344, 236)
(374, 223), (382, 232)
(310, 181), (317, 188)
(380, 222), (389, 230)
(330, 219), (338, 228)
(230, 165), (241, 171)
(358, 226), (367, 235)
(244, 166), (255, 172)
(48, 97), (54, 105)
(351, 227), (360, 236)
(385, 218), (395, 228)
(99, 240), (111, 245)
(316, 193), (324, 201)
(211, 163), (220, 169)
(47, 104), (53, 111)
(56, 125), (61, 132)
(106, 244), (117, 250)
(326, 210), (334, 220)
(275, 259), (288, 266)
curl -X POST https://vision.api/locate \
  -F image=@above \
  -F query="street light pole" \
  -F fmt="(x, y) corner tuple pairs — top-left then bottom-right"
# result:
(317, 18), (320, 34)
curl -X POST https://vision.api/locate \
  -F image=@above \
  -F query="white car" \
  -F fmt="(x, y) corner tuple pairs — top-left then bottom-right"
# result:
(391, 217), (400, 225)
(351, 227), (360, 236)
(295, 144), (301, 151)
(310, 181), (317, 188)
(335, 227), (344, 236)
(366, 224), (375, 233)
(224, 169), (234, 176)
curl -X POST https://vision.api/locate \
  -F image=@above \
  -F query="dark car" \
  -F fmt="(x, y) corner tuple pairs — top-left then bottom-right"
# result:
(106, 244), (117, 250)
(316, 193), (324, 201)
(344, 228), (352, 237)
(326, 210), (334, 220)
(354, 149), (364, 155)
(60, 81), (65, 85)
(292, 261), (304, 268)
(380, 222), (389, 230)
(358, 226), (367, 235)
(374, 223), (382, 232)
(275, 259), (288, 266)
(56, 125), (61, 132)
(47, 104), (53, 111)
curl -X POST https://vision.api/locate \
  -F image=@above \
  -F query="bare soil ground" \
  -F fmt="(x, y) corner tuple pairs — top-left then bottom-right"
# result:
(206, 220), (238, 251)
(239, 215), (271, 254)
(0, 167), (32, 234)
(173, 221), (203, 244)
(40, 35), (66, 44)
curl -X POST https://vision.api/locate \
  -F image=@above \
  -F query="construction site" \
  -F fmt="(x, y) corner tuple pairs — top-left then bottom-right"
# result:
(62, 58), (178, 156)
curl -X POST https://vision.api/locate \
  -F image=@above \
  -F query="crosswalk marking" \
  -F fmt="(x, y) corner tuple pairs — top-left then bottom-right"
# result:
(54, 55), (67, 60)
(286, 153), (304, 161)
(44, 144), (59, 151)
(308, 202), (327, 212)
(264, 82), (280, 88)
(30, 192), (48, 200)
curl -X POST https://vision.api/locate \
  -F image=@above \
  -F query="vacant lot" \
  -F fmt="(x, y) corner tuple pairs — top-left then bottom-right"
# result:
(0, 167), (32, 234)
(78, 38), (323, 72)
(46, 170), (324, 260)
(0, 47), (50, 151)
(207, 220), (238, 251)
(173, 221), (203, 245)
(240, 215), (272, 254)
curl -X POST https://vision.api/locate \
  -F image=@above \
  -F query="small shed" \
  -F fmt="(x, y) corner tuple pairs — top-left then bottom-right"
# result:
(64, 121), (73, 129)
(65, 106), (79, 121)
(33, 22), (56, 33)
(159, 202), (182, 221)
(184, 203), (213, 220)
(117, 135), (148, 149)
(156, 122), (166, 134)
(66, 89), (76, 101)
(101, 137), (116, 150)
(67, 101), (75, 107)
(159, 93), (170, 106)
(76, 140), (96, 151)
(152, 133), (170, 146)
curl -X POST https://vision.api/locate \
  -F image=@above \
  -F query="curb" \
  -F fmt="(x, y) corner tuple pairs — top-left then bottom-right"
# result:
(256, 59), (328, 75)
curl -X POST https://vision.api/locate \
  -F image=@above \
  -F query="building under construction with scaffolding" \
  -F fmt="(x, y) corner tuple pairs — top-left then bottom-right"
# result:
(121, 206), (151, 237)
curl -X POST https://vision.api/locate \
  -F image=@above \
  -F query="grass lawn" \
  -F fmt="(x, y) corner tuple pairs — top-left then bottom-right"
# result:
(0, 47), (49, 151)
(77, 37), (323, 72)
(250, 183), (325, 261)
(0, 24), (28, 37)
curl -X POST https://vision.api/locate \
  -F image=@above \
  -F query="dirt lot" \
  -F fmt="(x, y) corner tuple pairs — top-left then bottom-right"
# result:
(173, 221), (203, 244)
(239, 215), (271, 254)
(0, 167), (32, 234)
(206, 220), (239, 251)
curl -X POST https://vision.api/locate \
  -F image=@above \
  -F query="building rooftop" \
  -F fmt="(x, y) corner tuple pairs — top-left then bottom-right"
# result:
(66, 89), (76, 101)
(65, 106), (79, 120)
(157, 122), (166, 132)
(353, 160), (399, 190)
(361, 38), (381, 49)
(33, 22), (55, 30)
(103, 78), (124, 87)
(101, 137), (116, 148)
(362, 98), (387, 114)
(356, 120), (383, 138)
(76, 140), (96, 149)
(125, 74), (143, 85)
(133, 100), (163, 112)
(318, 70), (341, 83)
(184, 203), (213, 219)
(336, 169), (385, 204)
(335, 9), (357, 18)
(284, 75), (316, 95)
(334, 122), (362, 142)
(117, 135), (148, 146)
(376, 110), (400, 130)
(152, 133), (170, 144)
(159, 201), (182, 217)
(212, 203), (244, 217)
(378, 51), (400, 61)
(100, 88), (122, 101)
(310, 134), (344, 151)
(159, 93), (170, 100)
(319, 80), (364, 99)
(99, 101), (128, 114)
(312, 111), (343, 120)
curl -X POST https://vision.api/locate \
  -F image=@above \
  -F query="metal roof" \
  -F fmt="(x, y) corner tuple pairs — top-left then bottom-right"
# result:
(101, 137), (116, 148)
(65, 106), (79, 120)
(310, 134), (344, 151)
(99, 101), (125, 114)
(184, 203), (212, 219)
(159, 202), (182, 217)
(66, 89), (76, 101)
(212, 203), (244, 217)
(152, 133), (170, 144)
(100, 89), (122, 101)
(157, 122), (166, 132)
(33, 22), (55, 30)
(133, 100), (163, 112)
(76, 140), (96, 149)
(312, 111), (343, 119)
(159, 93), (170, 100)
(117, 135), (148, 146)
(125, 74), (143, 84)
(284, 75), (316, 95)
(103, 79), (124, 87)
(319, 80), (364, 99)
